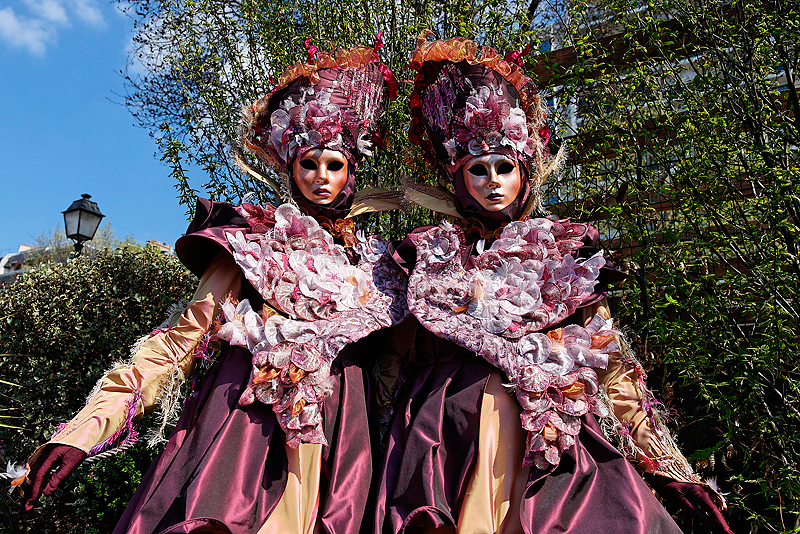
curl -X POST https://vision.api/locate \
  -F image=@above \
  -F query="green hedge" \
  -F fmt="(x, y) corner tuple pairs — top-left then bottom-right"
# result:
(0, 246), (196, 533)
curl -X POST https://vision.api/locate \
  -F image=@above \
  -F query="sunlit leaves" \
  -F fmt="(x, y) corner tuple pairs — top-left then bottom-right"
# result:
(546, 1), (800, 531)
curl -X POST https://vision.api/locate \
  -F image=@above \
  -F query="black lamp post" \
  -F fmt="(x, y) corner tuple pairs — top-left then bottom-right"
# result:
(63, 194), (105, 255)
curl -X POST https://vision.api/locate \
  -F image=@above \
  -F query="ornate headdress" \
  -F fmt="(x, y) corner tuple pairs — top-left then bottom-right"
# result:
(405, 32), (564, 220)
(237, 36), (399, 209)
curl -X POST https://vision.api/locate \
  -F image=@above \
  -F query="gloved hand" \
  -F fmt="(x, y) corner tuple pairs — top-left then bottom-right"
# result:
(645, 473), (734, 534)
(20, 443), (87, 512)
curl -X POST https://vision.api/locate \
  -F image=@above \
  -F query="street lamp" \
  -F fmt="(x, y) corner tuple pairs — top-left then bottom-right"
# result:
(63, 194), (105, 255)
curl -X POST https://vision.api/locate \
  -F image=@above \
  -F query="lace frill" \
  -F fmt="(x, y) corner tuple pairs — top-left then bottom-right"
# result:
(407, 216), (620, 468)
(215, 203), (409, 447)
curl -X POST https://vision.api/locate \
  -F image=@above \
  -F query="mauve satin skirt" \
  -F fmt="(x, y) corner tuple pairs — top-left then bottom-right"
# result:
(376, 329), (683, 534)
(114, 341), (379, 534)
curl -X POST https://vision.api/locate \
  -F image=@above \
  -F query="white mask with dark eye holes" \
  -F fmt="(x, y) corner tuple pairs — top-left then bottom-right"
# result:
(292, 148), (349, 205)
(462, 153), (522, 211)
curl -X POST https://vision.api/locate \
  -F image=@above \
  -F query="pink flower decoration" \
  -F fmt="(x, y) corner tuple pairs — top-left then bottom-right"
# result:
(505, 120), (526, 143)
(441, 82), (536, 160)
(407, 216), (620, 469)
(217, 201), (409, 448)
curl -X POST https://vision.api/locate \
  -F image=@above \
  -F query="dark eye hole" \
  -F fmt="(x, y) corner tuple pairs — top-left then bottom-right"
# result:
(498, 162), (515, 174)
(468, 164), (488, 176)
(299, 159), (318, 170)
(327, 161), (345, 172)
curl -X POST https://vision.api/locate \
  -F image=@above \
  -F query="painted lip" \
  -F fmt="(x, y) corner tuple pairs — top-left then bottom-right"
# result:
(486, 193), (503, 201)
(313, 188), (331, 196)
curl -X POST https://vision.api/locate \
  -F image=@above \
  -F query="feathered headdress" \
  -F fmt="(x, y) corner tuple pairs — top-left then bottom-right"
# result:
(236, 35), (399, 202)
(406, 32), (565, 217)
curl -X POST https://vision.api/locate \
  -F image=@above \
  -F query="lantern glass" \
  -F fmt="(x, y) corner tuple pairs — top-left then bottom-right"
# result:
(63, 209), (81, 239)
(63, 194), (104, 244)
(77, 211), (103, 241)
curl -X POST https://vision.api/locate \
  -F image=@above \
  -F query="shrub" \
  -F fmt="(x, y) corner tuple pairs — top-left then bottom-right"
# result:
(0, 246), (196, 532)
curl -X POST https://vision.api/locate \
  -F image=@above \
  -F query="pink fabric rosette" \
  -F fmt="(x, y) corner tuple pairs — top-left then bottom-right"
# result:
(406, 217), (621, 467)
(215, 202), (408, 447)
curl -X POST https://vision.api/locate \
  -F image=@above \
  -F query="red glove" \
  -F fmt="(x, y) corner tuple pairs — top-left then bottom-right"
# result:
(20, 444), (87, 512)
(645, 473), (734, 534)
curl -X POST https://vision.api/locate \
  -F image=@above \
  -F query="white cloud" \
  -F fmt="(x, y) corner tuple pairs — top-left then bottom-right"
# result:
(25, 0), (69, 24)
(0, 0), (106, 54)
(72, 0), (103, 26)
(0, 6), (53, 55)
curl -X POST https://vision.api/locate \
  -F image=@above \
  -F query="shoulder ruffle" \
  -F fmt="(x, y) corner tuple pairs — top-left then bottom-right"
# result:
(406, 217), (623, 468)
(175, 198), (249, 278)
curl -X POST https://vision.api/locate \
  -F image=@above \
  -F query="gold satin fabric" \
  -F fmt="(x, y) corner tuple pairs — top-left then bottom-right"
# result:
(456, 371), (529, 534)
(584, 301), (664, 468)
(257, 443), (324, 534)
(591, 301), (700, 484)
(38, 249), (328, 532)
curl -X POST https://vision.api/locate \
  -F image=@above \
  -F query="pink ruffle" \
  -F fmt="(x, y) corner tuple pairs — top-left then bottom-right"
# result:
(406, 216), (620, 467)
(216, 202), (409, 447)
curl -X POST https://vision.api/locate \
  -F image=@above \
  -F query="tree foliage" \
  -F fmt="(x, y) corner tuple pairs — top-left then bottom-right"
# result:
(0, 247), (196, 532)
(120, 0), (563, 234)
(24, 222), (138, 266)
(544, 1), (800, 531)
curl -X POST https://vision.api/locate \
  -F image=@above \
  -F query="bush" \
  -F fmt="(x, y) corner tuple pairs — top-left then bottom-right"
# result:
(0, 246), (197, 532)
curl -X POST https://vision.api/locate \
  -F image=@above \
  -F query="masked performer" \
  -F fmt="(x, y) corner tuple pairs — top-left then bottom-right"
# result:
(20, 37), (407, 534)
(375, 35), (732, 534)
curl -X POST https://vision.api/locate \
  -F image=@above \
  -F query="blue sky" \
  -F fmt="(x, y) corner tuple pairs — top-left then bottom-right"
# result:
(0, 0), (197, 256)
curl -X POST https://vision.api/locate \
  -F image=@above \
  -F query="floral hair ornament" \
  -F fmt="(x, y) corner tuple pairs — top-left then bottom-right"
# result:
(236, 35), (399, 204)
(406, 31), (566, 217)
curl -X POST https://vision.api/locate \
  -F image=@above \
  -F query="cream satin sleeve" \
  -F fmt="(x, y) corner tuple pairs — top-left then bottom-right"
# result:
(41, 251), (242, 456)
(588, 299), (705, 485)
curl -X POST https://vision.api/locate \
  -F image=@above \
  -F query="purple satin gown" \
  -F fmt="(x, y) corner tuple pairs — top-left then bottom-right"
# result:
(375, 224), (683, 534)
(113, 199), (381, 534)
